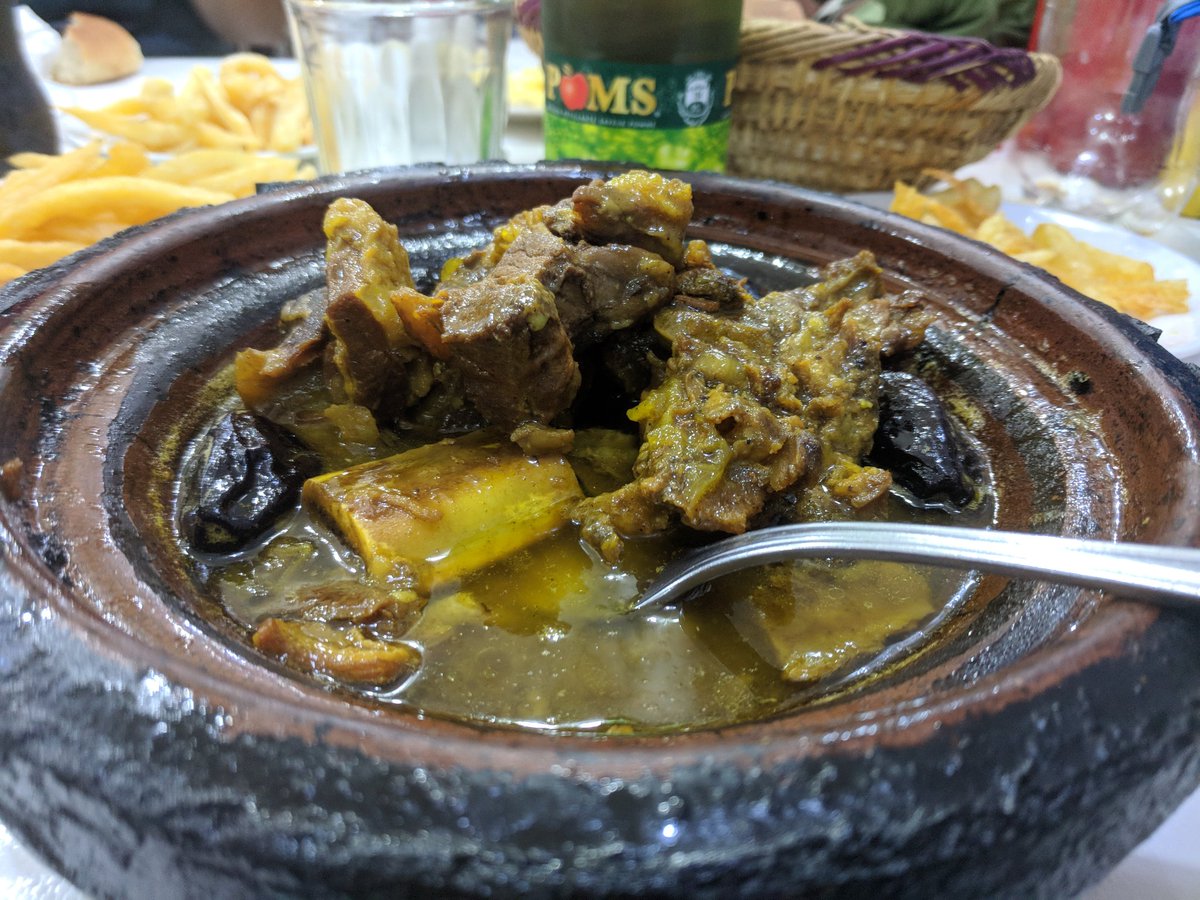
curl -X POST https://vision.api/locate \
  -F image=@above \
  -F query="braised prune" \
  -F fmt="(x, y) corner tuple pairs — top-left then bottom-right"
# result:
(870, 371), (977, 510)
(185, 411), (319, 552)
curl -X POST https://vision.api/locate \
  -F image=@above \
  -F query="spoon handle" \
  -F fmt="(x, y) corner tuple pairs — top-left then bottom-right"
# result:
(632, 522), (1200, 612)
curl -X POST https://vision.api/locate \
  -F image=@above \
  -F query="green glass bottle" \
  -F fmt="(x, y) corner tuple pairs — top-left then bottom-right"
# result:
(540, 0), (743, 172)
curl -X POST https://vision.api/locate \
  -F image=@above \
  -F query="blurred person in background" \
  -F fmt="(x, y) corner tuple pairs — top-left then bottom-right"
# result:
(28, 0), (289, 55)
(745, 0), (1038, 47)
(27, 0), (233, 54)
(189, 0), (289, 55)
(858, 0), (1037, 47)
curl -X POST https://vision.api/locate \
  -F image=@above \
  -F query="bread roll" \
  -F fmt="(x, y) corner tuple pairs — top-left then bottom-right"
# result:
(50, 13), (144, 86)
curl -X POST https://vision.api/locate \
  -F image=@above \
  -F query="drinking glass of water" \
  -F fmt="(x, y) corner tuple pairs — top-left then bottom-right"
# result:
(284, 0), (511, 175)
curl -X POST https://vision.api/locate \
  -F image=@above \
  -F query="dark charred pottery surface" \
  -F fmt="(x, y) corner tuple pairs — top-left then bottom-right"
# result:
(0, 163), (1199, 899)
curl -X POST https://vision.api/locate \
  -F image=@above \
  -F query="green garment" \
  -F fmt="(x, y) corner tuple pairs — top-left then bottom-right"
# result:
(855, 0), (1038, 47)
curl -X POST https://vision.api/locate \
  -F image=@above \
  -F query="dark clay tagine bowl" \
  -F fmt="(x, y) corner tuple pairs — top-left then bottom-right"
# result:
(0, 163), (1198, 899)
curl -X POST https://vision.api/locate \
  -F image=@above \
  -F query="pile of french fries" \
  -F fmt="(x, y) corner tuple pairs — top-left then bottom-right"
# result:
(892, 172), (1189, 321)
(62, 54), (312, 154)
(0, 140), (314, 285)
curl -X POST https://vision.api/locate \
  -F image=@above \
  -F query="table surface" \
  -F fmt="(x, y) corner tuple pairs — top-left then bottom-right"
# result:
(7, 8), (1200, 896)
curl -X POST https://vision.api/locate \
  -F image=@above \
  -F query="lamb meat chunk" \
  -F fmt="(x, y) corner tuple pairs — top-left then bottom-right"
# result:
(619, 321), (818, 535)
(455, 226), (587, 333)
(324, 292), (405, 410)
(674, 239), (752, 313)
(444, 229), (584, 429)
(855, 289), (932, 358)
(675, 268), (750, 313)
(576, 480), (673, 564)
(785, 250), (932, 357)
(439, 273), (580, 429)
(252, 619), (420, 686)
(493, 227), (578, 290)
(431, 178), (702, 413)
(794, 250), (885, 311)
(578, 251), (916, 560)
(235, 288), (329, 411)
(543, 197), (579, 240)
(323, 198), (435, 418)
(286, 581), (425, 634)
(494, 230), (675, 349)
(440, 204), (566, 290)
(434, 227), (677, 429)
(571, 171), (693, 268)
(567, 244), (675, 347)
(510, 422), (576, 456)
(235, 199), (437, 429)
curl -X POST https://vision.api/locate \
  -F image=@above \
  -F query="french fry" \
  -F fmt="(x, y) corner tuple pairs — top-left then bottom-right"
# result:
(1025, 223), (1188, 318)
(0, 141), (104, 209)
(59, 54), (312, 155)
(1010, 247), (1059, 269)
(0, 177), (233, 238)
(891, 181), (974, 235)
(191, 156), (308, 195)
(891, 173), (1190, 321)
(140, 78), (175, 100)
(0, 139), (314, 286)
(174, 71), (210, 123)
(6, 151), (57, 169)
(145, 149), (264, 183)
(90, 142), (151, 177)
(975, 213), (1035, 255)
(269, 83), (311, 152)
(0, 239), (85, 270)
(63, 106), (195, 152)
(221, 53), (288, 116)
(1037, 224), (1155, 281)
(248, 105), (274, 146)
(26, 218), (126, 245)
(923, 168), (1002, 228)
(103, 96), (157, 116)
(190, 68), (260, 146)
(196, 120), (257, 150)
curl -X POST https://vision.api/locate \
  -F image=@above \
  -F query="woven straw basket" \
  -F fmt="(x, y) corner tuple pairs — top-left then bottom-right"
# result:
(728, 18), (1062, 192)
(517, 20), (543, 59)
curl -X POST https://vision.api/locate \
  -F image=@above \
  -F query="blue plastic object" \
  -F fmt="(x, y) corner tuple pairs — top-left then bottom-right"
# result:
(1123, 0), (1200, 114)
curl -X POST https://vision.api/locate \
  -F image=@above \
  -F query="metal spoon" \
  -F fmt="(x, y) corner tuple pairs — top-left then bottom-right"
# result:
(631, 522), (1200, 613)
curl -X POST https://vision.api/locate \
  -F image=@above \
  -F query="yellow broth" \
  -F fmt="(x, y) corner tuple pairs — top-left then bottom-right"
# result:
(208, 487), (987, 734)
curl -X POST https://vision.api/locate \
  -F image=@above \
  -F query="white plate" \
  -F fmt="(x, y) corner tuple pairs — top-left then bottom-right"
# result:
(851, 193), (1200, 363)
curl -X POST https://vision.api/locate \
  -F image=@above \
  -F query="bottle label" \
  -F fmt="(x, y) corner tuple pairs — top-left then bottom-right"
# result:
(543, 54), (737, 171)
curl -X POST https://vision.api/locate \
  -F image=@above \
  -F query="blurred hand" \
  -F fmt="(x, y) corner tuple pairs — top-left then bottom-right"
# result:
(189, 0), (289, 54)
